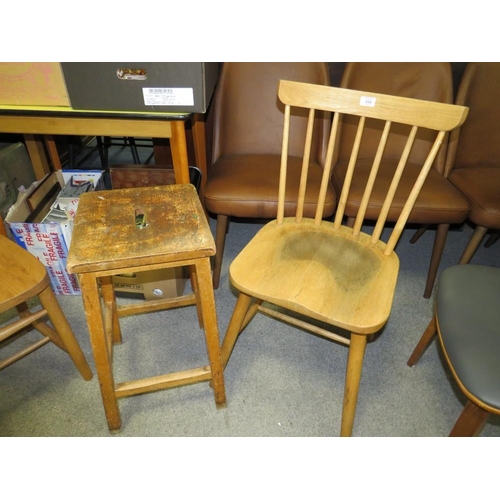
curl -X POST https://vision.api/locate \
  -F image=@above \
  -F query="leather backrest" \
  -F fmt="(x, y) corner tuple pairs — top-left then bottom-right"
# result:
(338, 62), (453, 169)
(448, 62), (500, 170)
(211, 62), (330, 164)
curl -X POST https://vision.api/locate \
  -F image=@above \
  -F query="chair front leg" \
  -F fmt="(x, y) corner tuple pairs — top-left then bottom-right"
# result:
(221, 292), (254, 369)
(407, 316), (437, 367)
(341, 332), (368, 437)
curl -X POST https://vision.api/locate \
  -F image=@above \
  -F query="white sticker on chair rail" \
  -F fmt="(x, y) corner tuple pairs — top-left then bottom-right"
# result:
(360, 96), (376, 107)
(142, 88), (194, 106)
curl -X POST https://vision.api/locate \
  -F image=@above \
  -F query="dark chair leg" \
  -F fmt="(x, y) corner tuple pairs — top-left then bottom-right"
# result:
(485, 230), (500, 248)
(212, 214), (229, 289)
(410, 224), (430, 244)
(423, 224), (449, 299)
(407, 316), (437, 367)
(449, 400), (490, 437)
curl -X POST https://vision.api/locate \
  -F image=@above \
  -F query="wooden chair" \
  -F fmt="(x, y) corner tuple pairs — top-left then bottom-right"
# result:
(204, 62), (336, 288)
(220, 80), (468, 436)
(334, 62), (470, 298)
(407, 265), (500, 436)
(445, 63), (500, 264)
(0, 222), (92, 380)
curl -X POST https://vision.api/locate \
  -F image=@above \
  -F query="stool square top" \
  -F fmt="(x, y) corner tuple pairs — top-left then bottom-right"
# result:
(67, 184), (214, 274)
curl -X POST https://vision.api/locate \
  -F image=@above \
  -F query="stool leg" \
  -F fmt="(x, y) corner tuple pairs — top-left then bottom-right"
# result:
(80, 273), (121, 431)
(100, 276), (122, 345)
(195, 257), (226, 408)
(188, 264), (204, 328)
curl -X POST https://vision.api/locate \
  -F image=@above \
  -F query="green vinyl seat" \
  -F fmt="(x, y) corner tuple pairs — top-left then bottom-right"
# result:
(408, 264), (500, 436)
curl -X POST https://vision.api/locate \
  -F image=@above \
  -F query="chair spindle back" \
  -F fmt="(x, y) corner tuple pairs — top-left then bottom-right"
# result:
(277, 80), (468, 255)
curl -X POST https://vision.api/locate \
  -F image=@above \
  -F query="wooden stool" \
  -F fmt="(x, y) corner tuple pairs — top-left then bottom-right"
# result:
(66, 183), (226, 431)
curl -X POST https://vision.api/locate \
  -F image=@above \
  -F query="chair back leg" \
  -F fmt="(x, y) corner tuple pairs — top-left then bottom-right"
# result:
(449, 400), (490, 437)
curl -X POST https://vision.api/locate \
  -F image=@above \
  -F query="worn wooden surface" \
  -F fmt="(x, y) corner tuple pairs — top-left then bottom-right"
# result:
(67, 184), (214, 275)
(0, 105), (195, 182)
(222, 81), (468, 437)
(0, 234), (48, 311)
(67, 184), (225, 431)
(230, 219), (399, 334)
(0, 235), (92, 379)
(278, 80), (468, 131)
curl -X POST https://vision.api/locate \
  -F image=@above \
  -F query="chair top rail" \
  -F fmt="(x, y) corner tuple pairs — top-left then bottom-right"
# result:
(278, 80), (468, 132)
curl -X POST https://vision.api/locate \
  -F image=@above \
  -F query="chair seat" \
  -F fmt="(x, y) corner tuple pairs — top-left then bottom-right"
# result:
(436, 265), (500, 411)
(229, 218), (399, 334)
(0, 236), (49, 311)
(333, 159), (470, 224)
(448, 167), (500, 229)
(204, 154), (336, 219)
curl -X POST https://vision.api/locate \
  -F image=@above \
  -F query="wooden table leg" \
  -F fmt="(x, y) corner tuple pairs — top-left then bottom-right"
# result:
(195, 257), (226, 408)
(24, 134), (51, 180)
(79, 272), (121, 431)
(44, 135), (62, 171)
(170, 120), (191, 184)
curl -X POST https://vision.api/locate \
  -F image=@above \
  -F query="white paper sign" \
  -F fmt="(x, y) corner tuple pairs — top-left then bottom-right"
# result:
(360, 96), (376, 107)
(142, 88), (194, 106)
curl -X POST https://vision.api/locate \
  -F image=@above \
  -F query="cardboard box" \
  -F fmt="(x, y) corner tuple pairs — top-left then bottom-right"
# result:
(113, 268), (187, 300)
(61, 62), (220, 113)
(107, 164), (196, 300)
(6, 170), (103, 295)
(0, 63), (70, 107)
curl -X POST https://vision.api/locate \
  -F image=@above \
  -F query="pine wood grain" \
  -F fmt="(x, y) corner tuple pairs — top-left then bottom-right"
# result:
(221, 80), (469, 436)
(67, 183), (226, 431)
